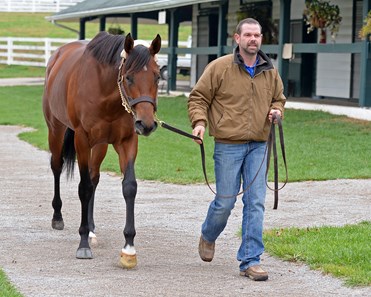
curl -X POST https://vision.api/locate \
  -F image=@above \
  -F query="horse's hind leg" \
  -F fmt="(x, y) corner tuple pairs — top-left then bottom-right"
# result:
(88, 143), (108, 245)
(48, 125), (67, 230)
(74, 131), (94, 259)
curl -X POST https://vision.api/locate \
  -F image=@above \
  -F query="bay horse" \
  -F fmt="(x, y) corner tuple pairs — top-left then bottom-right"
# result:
(42, 31), (161, 268)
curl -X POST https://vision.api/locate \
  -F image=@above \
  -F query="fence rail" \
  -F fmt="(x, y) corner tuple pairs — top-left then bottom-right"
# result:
(0, 37), (76, 67)
(0, 37), (190, 68)
(0, 0), (83, 12)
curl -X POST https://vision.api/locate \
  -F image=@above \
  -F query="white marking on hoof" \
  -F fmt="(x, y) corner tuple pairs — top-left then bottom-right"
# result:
(89, 231), (98, 246)
(122, 245), (136, 256)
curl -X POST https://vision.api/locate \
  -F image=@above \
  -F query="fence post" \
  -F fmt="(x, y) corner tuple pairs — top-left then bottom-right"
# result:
(45, 38), (51, 66)
(7, 37), (13, 65)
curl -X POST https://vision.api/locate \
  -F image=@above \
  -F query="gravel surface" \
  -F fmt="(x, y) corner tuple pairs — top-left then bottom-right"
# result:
(0, 125), (370, 297)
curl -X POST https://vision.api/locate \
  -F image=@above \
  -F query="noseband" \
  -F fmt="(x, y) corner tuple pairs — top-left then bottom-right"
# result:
(117, 58), (157, 115)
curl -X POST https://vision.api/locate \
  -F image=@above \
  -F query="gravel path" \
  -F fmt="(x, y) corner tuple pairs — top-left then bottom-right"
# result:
(0, 125), (370, 297)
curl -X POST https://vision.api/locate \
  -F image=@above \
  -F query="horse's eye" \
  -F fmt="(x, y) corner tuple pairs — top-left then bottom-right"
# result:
(155, 74), (161, 84)
(125, 75), (134, 85)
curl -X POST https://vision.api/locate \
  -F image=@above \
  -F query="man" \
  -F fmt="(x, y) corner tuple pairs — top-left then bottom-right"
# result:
(188, 18), (286, 281)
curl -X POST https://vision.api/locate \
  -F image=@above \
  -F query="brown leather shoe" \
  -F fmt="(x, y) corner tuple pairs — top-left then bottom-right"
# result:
(198, 236), (215, 262)
(240, 265), (268, 281)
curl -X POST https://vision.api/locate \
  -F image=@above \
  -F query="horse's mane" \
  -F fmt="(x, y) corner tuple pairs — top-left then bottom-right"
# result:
(85, 32), (153, 73)
(85, 32), (124, 66)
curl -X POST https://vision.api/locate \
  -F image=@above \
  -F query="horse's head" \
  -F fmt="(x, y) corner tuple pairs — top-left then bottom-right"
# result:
(119, 33), (161, 136)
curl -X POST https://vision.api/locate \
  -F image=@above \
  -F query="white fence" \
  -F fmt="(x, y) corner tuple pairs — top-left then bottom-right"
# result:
(0, 37), (75, 67)
(0, 37), (190, 68)
(0, 0), (83, 12)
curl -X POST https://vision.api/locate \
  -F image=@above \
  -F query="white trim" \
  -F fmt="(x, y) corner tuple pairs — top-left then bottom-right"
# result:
(46, 0), (215, 21)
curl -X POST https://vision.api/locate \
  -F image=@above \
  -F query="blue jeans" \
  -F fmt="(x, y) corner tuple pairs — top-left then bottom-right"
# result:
(201, 141), (267, 271)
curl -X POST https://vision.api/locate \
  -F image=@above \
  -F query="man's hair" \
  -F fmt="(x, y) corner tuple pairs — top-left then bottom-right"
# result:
(235, 18), (262, 34)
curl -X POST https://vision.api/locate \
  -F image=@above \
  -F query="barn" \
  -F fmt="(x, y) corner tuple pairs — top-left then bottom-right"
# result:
(46, 0), (371, 107)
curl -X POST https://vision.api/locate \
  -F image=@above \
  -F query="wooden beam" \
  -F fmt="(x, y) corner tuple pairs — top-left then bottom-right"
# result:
(277, 0), (291, 97)
(359, 0), (371, 107)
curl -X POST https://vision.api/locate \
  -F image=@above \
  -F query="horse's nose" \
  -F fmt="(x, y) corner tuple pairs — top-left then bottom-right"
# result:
(135, 120), (158, 136)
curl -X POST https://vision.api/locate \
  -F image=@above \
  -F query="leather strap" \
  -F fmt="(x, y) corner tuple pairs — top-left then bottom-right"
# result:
(160, 113), (287, 209)
(266, 114), (288, 209)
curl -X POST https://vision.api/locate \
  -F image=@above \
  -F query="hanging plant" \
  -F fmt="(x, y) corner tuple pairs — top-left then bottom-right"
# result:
(108, 26), (124, 35)
(359, 10), (371, 41)
(303, 0), (342, 42)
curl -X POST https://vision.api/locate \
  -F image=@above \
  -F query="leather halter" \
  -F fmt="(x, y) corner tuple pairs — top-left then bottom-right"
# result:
(117, 58), (157, 115)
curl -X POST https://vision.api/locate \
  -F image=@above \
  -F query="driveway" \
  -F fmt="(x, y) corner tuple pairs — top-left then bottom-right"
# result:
(0, 125), (370, 297)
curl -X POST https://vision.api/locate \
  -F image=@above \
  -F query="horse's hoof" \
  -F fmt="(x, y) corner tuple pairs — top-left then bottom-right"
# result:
(119, 252), (137, 269)
(76, 248), (93, 259)
(51, 219), (64, 230)
(89, 232), (98, 247)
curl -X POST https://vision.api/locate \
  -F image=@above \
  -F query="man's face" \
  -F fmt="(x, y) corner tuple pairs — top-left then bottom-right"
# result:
(234, 23), (262, 55)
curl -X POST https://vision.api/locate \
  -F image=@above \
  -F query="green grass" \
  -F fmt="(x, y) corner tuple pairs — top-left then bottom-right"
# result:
(263, 221), (371, 287)
(0, 269), (23, 297)
(0, 12), (191, 40)
(0, 85), (370, 183)
(0, 64), (46, 78)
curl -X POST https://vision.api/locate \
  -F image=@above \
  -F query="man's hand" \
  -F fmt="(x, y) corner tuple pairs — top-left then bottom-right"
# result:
(268, 109), (282, 124)
(192, 125), (205, 144)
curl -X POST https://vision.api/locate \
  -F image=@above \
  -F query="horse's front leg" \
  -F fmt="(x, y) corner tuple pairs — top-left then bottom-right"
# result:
(120, 160), (138, 268)
(114, 141), (138, 269)
(75, 133), (94, 259)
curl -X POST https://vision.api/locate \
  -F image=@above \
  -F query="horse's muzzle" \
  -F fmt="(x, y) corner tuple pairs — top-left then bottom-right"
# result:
(135, 120), (158, 136)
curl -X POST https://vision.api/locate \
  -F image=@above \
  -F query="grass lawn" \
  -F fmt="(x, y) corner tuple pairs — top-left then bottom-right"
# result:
(0, 86), (370, 183)
(0, 64), (46, 78)
(263, 221), (371, 287)
(0, 12), (191, 41)
(0, 269), (22, 297)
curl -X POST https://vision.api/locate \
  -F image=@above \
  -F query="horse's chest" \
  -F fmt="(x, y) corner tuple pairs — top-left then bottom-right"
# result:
(88, 120), (134, 146)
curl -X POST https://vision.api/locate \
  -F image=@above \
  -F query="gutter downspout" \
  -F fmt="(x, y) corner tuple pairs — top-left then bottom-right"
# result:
(51, 20), (80, 39)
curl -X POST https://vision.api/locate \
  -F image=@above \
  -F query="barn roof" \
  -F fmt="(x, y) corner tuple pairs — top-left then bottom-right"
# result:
(47, 0), (215, 21)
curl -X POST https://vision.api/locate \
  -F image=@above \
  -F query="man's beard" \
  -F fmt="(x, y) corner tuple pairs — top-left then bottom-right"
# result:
(242, 43), (260, 55)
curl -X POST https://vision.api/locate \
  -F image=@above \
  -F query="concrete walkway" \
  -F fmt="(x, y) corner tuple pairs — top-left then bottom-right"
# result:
(0, 125), (370, 297)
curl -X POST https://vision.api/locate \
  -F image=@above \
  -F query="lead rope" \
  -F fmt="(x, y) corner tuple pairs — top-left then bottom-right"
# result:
(157, 113), (288, 209)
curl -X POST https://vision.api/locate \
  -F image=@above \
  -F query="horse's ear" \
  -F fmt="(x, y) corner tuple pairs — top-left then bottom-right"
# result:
(149, 34), (161, 56)
(124, 33), (134, 55)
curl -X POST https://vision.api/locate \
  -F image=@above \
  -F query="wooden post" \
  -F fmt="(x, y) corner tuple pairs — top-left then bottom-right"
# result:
(359, 0), (371, 107)
(277, 0), (291, 97)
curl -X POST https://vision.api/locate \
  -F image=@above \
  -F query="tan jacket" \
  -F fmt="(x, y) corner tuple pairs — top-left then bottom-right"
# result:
(188, 47), (286, 143)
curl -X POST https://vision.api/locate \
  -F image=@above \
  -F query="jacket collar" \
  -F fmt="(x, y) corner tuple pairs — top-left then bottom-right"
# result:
(233, 46), (274, 75)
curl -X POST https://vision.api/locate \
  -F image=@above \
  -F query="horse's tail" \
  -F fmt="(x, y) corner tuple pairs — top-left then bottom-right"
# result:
(62, 128), (76, 180)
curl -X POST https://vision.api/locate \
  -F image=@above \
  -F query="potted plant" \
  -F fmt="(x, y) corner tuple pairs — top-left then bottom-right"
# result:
(359, 10), (371, 41)
(303, 0), (342, 43)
